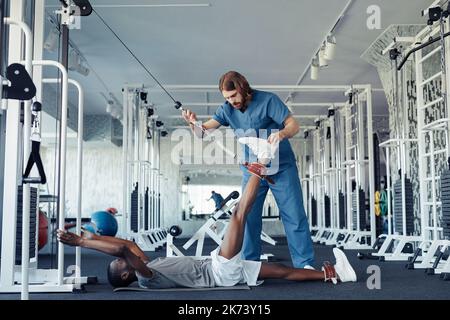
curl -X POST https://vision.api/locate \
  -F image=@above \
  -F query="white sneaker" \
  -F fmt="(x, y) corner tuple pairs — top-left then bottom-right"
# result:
(303, 264), (315, 270)
(237, 137), (279, 165)
(333, 248), (357, 283)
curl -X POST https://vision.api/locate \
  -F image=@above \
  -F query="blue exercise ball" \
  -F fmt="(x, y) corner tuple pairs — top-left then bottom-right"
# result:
(82, 222), (99, 235)
(90, 211), (118, 236)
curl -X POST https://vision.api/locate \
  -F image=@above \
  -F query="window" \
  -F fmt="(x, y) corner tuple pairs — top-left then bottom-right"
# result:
(182, 184), (240, 217)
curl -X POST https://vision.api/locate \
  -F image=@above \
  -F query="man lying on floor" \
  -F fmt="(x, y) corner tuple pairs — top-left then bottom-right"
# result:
(57, 164), (357, 289)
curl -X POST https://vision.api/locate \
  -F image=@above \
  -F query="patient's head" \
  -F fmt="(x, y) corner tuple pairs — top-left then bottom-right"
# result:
(107, 258), (136, 288)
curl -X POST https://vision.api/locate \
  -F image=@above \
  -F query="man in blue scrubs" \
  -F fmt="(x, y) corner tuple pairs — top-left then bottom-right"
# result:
(182, 71), (314, 269)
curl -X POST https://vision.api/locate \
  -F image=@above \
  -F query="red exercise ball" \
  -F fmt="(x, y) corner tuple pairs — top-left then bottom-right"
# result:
(38, 211), (48, 251)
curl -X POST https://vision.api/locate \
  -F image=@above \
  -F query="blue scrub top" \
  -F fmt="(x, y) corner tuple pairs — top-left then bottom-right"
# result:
(213, 90), (296, 171)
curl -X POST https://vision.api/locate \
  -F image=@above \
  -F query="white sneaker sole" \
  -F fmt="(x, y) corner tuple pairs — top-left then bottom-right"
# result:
(333, 248), (357, 282)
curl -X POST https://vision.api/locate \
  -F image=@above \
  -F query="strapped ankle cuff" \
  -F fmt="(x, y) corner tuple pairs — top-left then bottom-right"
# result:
(322, 261), (338, 285)
(245, 162), (267, 177)
(244, 162), (275, 184)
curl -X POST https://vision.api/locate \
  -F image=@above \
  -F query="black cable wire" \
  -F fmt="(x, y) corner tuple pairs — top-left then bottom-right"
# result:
(92, 8), (178, 103)
(50, 14), (63, 269)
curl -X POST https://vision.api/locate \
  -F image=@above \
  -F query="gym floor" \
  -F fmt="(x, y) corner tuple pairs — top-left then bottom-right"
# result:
(0, 237), (448, 301)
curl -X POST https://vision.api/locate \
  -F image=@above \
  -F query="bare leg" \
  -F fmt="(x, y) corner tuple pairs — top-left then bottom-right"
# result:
(219, 175), (261, 259)
(258, 263), (324, 281)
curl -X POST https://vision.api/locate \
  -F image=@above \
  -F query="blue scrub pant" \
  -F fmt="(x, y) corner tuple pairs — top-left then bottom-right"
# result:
(241, 164), (315, 268)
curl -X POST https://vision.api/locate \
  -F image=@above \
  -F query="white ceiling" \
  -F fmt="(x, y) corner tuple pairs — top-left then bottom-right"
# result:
(43, 0), (432, 125)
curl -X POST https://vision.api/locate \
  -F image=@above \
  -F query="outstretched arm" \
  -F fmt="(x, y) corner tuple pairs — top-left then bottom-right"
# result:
(81, 229), (148, 262)
(57, 229), (125, 257)
(57, 230), (153, 277)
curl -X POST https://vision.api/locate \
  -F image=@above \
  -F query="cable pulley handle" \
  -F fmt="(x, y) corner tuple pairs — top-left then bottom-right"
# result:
(216, 191), (240, 212)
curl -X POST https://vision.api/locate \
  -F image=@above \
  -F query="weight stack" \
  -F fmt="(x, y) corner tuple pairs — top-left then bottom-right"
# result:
(393, 178), (414, 235)
(130, 184), (139, 232)
(324, 195), (331, 228)
(339, 192), (346, 229)
(440, 169), (450, 239)
(352, 192), (357, 230)
(157, 193), (161, 227)
(144, 188), (149, 230)
(15, 186), (38, 265)
(151, 190), (155, 226)
(352, 189), (366, 231)
(359, 188), (367, 231)
(375, 208), (383, 237)
(311, 197), (317, 227)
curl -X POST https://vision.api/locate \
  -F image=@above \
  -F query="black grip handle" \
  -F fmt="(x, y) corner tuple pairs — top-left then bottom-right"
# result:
(216, 191), (240, 211)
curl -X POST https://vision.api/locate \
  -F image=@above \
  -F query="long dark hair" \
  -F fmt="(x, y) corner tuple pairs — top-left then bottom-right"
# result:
(219, 71), (253, 105)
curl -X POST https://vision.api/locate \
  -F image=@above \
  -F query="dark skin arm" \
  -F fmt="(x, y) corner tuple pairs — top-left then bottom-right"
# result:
(81, 228), (148, 262)
(58, 229), (125, 257)
(122, 246), (153, 278)
(57, 230), (153, 277)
